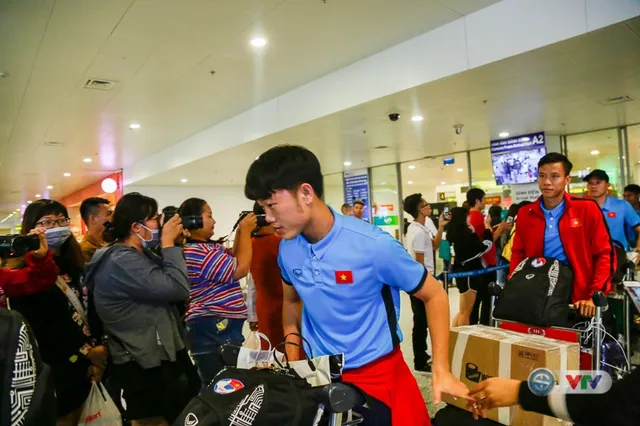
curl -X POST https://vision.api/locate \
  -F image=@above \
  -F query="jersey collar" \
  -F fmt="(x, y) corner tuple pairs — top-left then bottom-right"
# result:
(307, 207), (342, 261)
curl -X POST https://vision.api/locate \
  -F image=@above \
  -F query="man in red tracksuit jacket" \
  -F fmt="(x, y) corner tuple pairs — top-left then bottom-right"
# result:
(510, 152), (614, 318)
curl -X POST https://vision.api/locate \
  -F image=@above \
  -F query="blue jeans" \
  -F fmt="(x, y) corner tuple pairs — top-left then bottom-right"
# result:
(185, 316), (245, 389)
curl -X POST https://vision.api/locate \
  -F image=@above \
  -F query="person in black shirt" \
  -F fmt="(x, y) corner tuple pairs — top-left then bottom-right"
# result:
(446, 207), (493, 326)
(468, 369), (640, 426)
(9, 200), (107, 426)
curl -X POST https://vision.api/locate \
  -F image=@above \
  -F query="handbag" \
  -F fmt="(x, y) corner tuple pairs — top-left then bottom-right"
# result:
(237, 331), (285, 370)
(78, 381), (122, 426)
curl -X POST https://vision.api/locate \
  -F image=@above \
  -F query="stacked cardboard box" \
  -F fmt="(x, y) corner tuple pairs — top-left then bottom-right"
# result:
(442, 325), (580, 426)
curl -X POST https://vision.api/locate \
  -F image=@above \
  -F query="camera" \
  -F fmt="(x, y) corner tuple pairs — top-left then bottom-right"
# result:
(388, 113), (400, 122)
(162, 207), (203, 231)
(0, 234), (40, 258)
(454, 124), (463, 135)
(238, 211), (269, 229)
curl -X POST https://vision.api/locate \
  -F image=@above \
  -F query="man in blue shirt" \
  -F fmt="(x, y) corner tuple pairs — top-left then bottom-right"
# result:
(585, 170), (640, 256)
(245, 145), (469, 425)
(540, 198), (568, 263)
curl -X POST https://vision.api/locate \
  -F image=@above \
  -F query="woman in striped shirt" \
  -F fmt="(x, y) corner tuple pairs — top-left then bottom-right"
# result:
(179, 198), (257, 387)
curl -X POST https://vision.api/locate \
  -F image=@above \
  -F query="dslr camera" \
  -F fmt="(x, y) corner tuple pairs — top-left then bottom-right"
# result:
(0, 234), (40, 258)
(233, 211), (268, 233)
(162, 206), (203, 230)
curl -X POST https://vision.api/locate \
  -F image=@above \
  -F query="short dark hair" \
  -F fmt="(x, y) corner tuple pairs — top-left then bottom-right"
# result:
(22, 199), (84, 270)
(353, 199), (365, 207)
(538, 152), (573, 175)
(253, 201), (266, 215)
(178, 198), (207, 217)
(111, 193), (158, 241)
(466, 188), (486, 207)
(80, 197), (110, 225)
(245, 145), (324, 201)
(403, 193), (423, 219)
(341, 203), (350, 210)
(624, 184), (640, 195)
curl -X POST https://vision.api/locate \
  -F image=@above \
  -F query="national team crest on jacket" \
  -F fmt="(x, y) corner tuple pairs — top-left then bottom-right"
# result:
(214, 378), (245, 394)
(531, 258), (546, 268)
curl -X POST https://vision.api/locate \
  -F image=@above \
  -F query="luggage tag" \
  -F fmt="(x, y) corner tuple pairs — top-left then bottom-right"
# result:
(216, 318), (229, 332)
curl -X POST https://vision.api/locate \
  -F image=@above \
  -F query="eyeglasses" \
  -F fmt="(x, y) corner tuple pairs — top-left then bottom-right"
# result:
(35, 218), (71, 229)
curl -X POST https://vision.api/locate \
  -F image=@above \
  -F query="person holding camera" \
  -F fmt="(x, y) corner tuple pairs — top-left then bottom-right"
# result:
(0, 228), (58, 302)
(179, 198), (257, 387)
(85, 193), (199, 426)
(9, 200), (106, 426)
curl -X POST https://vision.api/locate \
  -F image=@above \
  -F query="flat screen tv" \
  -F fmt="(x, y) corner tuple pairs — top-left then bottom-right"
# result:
(491, 146), (547, 185)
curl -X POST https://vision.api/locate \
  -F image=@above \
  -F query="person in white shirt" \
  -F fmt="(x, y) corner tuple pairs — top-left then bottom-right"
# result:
(403, 193), (448, 373)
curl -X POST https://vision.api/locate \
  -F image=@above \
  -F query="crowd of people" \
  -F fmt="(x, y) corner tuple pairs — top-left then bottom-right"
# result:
(1, 147), (639, 426)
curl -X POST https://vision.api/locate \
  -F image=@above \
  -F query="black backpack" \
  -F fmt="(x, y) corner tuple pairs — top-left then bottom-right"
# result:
(493, 257), (573, 327)
(0, 308), (56, 426)
(173, 367), (321, 426)
(611, 240), (631, 284)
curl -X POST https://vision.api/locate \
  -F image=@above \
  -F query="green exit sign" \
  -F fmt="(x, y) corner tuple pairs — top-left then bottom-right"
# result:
(374, 215), (399, 226)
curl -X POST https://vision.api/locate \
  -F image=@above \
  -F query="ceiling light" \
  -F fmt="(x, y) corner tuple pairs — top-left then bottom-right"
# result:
(27, 200), (32, 204)
(407, 181), (413, 185)
(129, 123), (141, 130)
(35, 194), (41, 198)
(47, 185), (53, 189)
(408, 165), (416, 170)
(343, 161), (352, 166)
(440, 181), (447, 185)
(180, 178), (188, 183)
(83, 157), (92, 163)
(16, 208), (20, 212)
(411, 115), (424, 122)
(101, 178), (118, 194)
(591, 150), (600, 155)
(63, 172), (71, 177)
(499, 131), (510, 138)
(380, 182), (387, 185)
(457, 168), (464, 172)
(250, 37), (268, 48)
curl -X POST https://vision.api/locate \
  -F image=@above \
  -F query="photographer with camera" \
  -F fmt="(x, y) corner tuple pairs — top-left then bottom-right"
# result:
(9, 200), (105, 426)
(84, 193), (199, 425)
(179, 197), (257, 387)
(0, 228), (58, 303)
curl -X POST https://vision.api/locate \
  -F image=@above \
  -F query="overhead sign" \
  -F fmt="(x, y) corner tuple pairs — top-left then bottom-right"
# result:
(490, 132), (546, 154)
(443, 157), (455, 165)
(485, 195), (502, 205)
(513, 182), (542, 203)
(343, 170), (370, 222)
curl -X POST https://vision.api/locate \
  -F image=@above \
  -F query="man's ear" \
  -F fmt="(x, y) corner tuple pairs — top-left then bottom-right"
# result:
(299, 183), (315, 205)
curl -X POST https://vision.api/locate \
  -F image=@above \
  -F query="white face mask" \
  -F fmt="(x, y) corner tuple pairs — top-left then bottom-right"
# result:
(45, 226), (72, 249)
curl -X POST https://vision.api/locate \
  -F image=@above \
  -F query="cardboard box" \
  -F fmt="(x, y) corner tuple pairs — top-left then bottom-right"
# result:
(442, 325), (579, 426)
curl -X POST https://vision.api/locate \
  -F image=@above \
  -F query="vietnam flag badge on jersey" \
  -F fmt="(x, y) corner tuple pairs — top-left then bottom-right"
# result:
(335, 270), (354, 284)
(608, 211), (616, 218)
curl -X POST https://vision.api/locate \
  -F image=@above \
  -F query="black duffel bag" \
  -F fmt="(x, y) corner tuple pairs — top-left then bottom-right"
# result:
(173, 366), (321, 426)
(493, 257), (573, 327)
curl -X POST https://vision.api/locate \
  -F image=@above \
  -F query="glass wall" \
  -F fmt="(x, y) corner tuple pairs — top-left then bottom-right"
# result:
(323, 173), (344, 212)
(627, 125), (640, 185)
(371, 165), (401, 240)
(566, 129), (621, 197)
(469, 149), (512, 208)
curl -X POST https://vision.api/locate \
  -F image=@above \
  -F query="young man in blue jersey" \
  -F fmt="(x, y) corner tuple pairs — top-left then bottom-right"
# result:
(245, 145), (469, 425)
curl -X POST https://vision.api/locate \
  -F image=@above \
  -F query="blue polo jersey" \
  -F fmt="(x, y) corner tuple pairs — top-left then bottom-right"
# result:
(540, 199), (568, 263)
(277, 209), (427, 369)
(601, 196), (640, 251)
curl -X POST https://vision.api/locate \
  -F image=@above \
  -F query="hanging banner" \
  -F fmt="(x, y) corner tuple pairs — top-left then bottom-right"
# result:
(343, 170), (370, 222)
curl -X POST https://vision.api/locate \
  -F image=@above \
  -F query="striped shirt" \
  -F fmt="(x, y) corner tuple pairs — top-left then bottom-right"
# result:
(183, 242), (247, 321)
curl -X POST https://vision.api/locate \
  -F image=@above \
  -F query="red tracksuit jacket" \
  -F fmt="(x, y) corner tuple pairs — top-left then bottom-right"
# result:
(509, 193), (614, 303)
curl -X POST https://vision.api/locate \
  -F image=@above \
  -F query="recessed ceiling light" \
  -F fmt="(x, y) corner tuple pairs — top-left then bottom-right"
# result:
(35, 194), (41, 198)
(250, 36), (268, 48)
(411, 115), (424, 122)
(343, 161), (352, 166)
(16, 208), (20, 212)
(47, 185), (53, 189)
(180, 178), (188, 183)
(83, 157), (92, 163)
(407, 181), (413, 184)
(380, 182), (387, 185)
(27, 200), (32, 204)
(499, 131), (510, 138)
(457, 168), (464, 172)
(408, 165), (416, 170)
(129, 123), (141, 130)
(255, 156), (259, 160)
(440, 181), (447, 185)
(63, 172), (71, 177)
(591, 150), (600, 155)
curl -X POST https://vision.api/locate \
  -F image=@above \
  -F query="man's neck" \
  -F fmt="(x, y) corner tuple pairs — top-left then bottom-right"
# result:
(470, 206), (482, 213)
(302, 204), (335, 244)
(86, 228), (104, 245)
(593, 194), (607, 207)
(633, 201), (640, 212)
(416, 215), (426, 225)
(542, 193), (566, 210)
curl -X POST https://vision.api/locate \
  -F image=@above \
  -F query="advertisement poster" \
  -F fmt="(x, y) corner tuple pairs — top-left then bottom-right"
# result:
(343, 170), (370, 222)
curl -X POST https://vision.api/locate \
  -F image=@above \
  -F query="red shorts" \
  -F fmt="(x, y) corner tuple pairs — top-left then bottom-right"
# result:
(342, 347), (431, 426)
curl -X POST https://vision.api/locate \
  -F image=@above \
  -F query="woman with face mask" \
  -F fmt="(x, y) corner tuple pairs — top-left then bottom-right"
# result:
(9, 200), (107, 426)
(84, 193), (199, 426)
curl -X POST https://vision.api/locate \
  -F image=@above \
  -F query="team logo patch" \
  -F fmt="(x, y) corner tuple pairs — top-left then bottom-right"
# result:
(531, 258), (546, 268)
(525, 274), (535, 280)
(607, 212), (616, 218)
(185, 413), (199, 426)
(214, 378), (245, 395)
(293, 269), (303, 277)
(570, 218), (581, 228)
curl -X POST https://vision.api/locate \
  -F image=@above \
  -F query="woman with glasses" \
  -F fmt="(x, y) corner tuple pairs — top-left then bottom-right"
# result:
(85, 193), (199, 426)
(9, 200), (107, 426)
